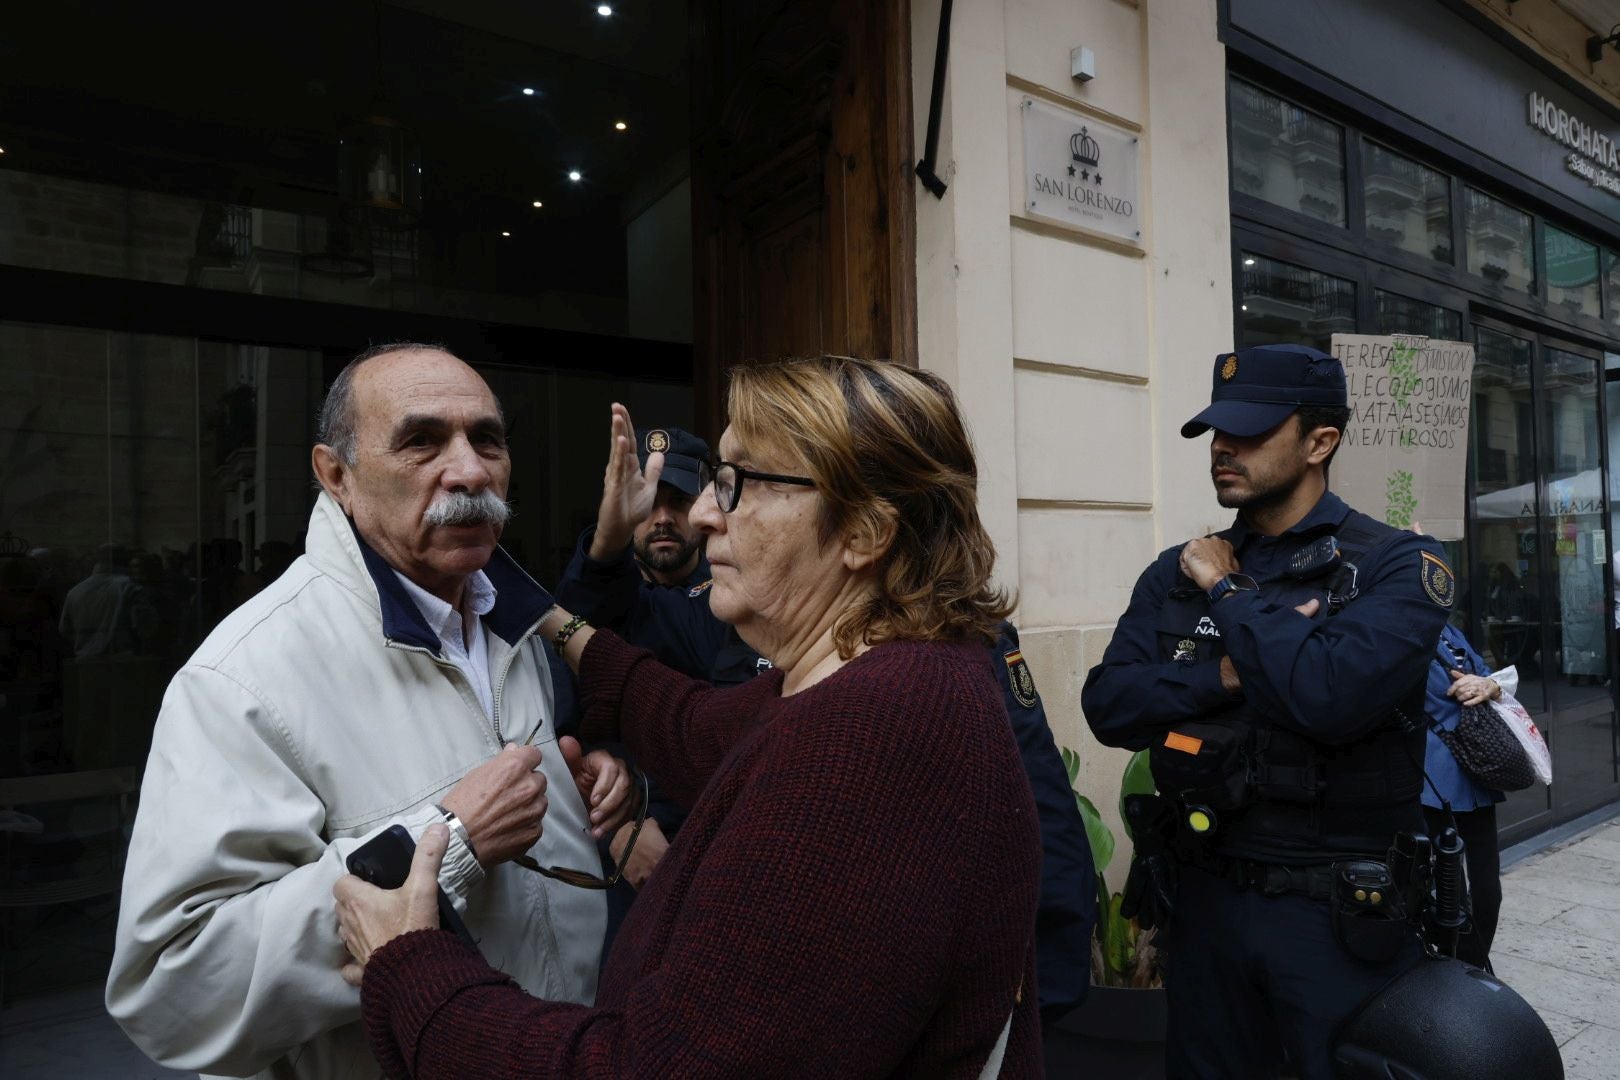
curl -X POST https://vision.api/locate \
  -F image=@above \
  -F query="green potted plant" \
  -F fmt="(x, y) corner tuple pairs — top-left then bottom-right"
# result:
(1044, 747), (1168, 1077)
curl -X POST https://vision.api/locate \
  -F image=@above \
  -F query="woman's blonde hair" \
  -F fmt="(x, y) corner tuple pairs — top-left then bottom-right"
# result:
(727, 356), (1012, 657)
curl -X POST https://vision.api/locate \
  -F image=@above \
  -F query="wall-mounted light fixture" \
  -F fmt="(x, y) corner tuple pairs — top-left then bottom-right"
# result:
(1587, 23), (1620, 63)
(1070, 46), (1095, 83)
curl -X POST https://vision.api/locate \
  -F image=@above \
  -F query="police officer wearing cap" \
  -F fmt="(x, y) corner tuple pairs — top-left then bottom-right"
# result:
(559, 424), (761, 687)
(558, 408), (1098, 1032)
(1082, 344), (1455, 1079)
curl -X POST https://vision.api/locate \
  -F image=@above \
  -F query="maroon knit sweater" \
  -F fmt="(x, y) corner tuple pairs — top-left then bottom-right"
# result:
(361, 631), (1044, 1078)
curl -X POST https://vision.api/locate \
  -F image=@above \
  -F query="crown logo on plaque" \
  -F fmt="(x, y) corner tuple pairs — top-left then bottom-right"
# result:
(1070, 127), (1100, 169)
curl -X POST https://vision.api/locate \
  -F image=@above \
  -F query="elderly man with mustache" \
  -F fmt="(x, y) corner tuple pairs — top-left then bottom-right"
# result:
(107, 343), (635, 1080)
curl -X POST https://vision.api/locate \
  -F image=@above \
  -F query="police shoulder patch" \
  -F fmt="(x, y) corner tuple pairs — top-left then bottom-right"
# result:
(1419, 551), (1455, 608)
(1004, 649), (1039, 708)
(688, 579), (713, 598)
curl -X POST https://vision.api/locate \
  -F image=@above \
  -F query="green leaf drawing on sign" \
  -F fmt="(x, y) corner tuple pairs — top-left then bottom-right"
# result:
(1385, 468), (1417, 529)
(1389, 343), (1420, 408)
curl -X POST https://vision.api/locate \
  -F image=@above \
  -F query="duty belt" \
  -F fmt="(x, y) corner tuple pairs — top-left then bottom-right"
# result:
(1201, 858), (1336, 900)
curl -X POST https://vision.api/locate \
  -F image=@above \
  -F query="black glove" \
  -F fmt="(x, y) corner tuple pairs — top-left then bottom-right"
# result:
(1121, 850), (1176, 930)
(1119, 794), (1178, 930)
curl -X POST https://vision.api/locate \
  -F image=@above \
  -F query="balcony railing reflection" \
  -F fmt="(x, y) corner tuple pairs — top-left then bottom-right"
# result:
(1244, 266), (1314, 305)
(197, 204), (253, 261)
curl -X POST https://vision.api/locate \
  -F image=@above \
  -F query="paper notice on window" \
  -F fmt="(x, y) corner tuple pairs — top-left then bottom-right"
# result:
(1329, 334), (1475, 542)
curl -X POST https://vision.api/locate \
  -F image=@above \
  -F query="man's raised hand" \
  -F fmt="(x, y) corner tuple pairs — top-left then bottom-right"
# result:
(589, 403), (666, 559)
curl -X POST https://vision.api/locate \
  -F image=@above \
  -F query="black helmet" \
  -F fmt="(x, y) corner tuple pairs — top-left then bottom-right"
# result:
(1333, 956), (1562, 1079)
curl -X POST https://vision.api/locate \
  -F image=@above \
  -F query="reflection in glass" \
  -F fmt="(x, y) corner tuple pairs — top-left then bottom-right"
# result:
(1471, 327), (1543, 718)
(1608, 356), (1620, 636)
(1542, 349), (1607, 693)
(1229, 79), (1347, 228)
(1374, 290), (1461, 339)
(1541, 348), (1617, 806)
(0, 168), (642, 340)
(1544, 227), (1600, 318)
(1362, 142), (1451, 262)
(1465, 188), (1535, 293)
(1608, 251), (1620, 327)
(1239, 253), (1356, 352)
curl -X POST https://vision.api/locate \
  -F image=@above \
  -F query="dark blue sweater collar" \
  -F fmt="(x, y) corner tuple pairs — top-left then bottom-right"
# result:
(346, 517), (555, 654)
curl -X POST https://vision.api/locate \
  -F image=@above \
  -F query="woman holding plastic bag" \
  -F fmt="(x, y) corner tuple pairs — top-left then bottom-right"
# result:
(1422, 621), (1513, 971)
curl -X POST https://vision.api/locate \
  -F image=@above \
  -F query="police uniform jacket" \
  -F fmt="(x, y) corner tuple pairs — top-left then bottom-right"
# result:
(1083, 491), (1455, 863)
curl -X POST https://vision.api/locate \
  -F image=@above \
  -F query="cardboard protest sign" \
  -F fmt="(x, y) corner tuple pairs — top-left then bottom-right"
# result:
(1329, 334), (1474, 541)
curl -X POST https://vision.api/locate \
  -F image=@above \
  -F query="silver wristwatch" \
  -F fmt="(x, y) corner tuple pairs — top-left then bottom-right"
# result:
(433, 803), (476, 859)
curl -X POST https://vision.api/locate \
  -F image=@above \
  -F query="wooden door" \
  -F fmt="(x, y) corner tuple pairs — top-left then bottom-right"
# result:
(689, 0), (916, 437)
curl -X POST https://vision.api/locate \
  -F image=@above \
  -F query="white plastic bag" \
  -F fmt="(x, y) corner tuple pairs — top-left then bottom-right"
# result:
(1489, 664), (1519, 699)
(1488, 666), (1552, 787)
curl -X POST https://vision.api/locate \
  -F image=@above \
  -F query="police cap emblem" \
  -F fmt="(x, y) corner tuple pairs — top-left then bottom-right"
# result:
(1221, 354), (1239, 381)
(1004, 649), (1039, 708)
(1420, 551), (1455, 608)
(646, 429), (671, 454)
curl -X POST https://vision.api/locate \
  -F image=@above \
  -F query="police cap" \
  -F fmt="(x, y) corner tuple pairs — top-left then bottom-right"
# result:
(638, 425), (710, 497)
(1180, 344), (1347, 439)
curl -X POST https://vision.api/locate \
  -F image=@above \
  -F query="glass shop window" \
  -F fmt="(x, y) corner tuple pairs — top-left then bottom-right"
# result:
(1229, 79), (1348, 229)
(1362, 142), (1452, 263)
(1465, 188), (1535, 294)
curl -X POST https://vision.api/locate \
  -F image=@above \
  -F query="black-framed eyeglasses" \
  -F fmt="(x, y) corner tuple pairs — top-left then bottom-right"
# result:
(699, 459), (816, 513)
(513, 769), (649, 889)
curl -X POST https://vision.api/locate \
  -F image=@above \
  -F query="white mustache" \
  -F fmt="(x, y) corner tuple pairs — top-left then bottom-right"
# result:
(424, 490), (512, 528)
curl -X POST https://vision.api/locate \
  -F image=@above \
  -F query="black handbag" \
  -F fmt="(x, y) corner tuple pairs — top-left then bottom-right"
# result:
(1430, 643), (1537, 793)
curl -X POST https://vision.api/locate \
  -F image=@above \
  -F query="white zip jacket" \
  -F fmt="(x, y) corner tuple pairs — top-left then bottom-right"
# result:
(106, 492), (606, 1079)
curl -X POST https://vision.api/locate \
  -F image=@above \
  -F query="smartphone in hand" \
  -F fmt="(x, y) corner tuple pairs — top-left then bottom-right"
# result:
(347, 824), (480, 952)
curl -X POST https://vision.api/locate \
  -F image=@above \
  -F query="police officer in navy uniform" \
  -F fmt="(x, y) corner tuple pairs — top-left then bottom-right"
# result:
(559, 410), (1098, 1030)
(1082, 344), (1455, 1079)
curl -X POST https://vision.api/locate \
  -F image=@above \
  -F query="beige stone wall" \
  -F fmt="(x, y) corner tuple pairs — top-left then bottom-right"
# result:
(913, 0), (1232, 886)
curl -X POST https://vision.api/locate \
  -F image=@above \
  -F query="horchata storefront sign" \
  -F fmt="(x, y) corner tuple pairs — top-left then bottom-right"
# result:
(1020, 95), (1141, 244)
(1329, 334), (1475, 542)
(1526, 91), (1620, 199)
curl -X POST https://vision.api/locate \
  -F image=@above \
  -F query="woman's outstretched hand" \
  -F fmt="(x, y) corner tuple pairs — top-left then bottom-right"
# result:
(559, 736), (635, 838)
(334, 824), (448, 987)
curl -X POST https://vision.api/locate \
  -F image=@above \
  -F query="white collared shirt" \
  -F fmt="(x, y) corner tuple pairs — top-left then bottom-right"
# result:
(393, 569), (498, 721)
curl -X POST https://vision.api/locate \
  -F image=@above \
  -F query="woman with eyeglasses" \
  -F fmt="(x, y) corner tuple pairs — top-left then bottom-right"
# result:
(334, 356), (1042, 1079)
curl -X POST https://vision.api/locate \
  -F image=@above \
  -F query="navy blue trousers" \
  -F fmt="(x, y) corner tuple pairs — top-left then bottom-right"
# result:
(1164, 865), (1422, 1079)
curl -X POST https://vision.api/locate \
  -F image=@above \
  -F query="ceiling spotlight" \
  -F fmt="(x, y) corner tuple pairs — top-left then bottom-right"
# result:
(1243, 257), (1255, 266)
(597, 4), (613, 15)
(501, 231), (511, 237)
(568, 170), (582, 182)
(532, 200), (543, 208)
(523, 87), (535, 96)
(614, 121), (627, 131)
(0, 147), (6, 155)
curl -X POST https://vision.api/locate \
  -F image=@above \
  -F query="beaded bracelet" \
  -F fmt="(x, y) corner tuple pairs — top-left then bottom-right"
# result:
(552, 613), (589, 650)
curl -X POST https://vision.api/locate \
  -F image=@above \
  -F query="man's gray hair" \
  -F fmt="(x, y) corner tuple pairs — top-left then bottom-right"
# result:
(316, 341), (448, 464)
